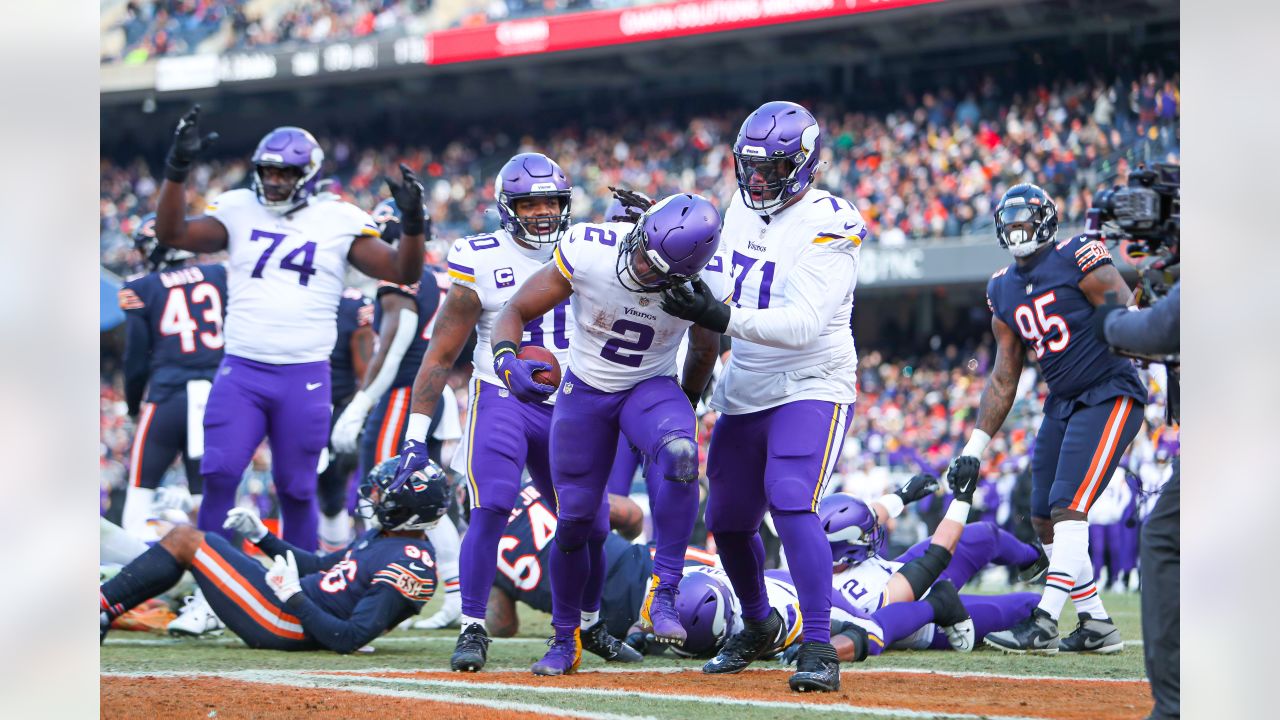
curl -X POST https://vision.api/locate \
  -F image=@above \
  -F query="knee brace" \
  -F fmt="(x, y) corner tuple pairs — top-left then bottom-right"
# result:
(897, 544), (952, 599)
(555, 517), (593, 553)
(654, 435), (698, 484)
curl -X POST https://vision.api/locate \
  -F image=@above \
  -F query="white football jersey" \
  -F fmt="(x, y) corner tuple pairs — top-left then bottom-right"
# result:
(552, 221), (728, 393)
(832, 555), (902, 614)
(207, 189), (381, 364)
(711, 189), (864, 414)
(446, 229), (573, 399)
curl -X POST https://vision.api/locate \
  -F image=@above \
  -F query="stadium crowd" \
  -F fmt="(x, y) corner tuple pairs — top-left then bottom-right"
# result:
(99, 70), (1179, 278)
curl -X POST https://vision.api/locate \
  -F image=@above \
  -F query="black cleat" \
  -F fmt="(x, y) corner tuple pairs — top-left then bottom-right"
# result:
(788, 641), (841, 692)
(582, 621), (643, 663)
(1018, 545), (1051, 583)
(924, 580), (976, 652)
(702, 609), (783, 674)
(451, 623), (492, 672)
(1060, 613), (1124, 654)
(985, 607), (1059, 655)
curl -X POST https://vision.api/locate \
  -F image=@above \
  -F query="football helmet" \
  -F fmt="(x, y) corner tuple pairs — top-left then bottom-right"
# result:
(733, 101), (823, 215)
(818, 494), (884, 567)
(995, 183), (1059, 258)
(615, 193), (722, 293)
(372, 197), (432, 246)
(132, 212), (193, 272)
(494, 152), (572, 245)
(670, 571), (737, 658)
(359, 456), (450, 532)
(251, 126), (324, 212)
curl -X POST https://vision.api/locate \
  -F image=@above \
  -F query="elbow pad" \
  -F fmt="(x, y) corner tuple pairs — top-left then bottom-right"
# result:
(897, 544), (952, 600)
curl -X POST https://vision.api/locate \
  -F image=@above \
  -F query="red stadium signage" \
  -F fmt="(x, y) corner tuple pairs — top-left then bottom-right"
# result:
(423, 0), (946, 65)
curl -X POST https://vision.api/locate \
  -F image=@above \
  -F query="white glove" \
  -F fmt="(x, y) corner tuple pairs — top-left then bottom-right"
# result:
(265, 551), (302, 602)
(222, 507), (269, 543)
(331, 391), (375, 454)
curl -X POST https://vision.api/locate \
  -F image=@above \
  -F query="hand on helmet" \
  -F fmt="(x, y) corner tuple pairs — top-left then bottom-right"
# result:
(386, 163), (427, 236)
(945, 456), (980, 504)
(895, 473), (940, 505)
(165, 105), (219, 182)
(659, 278), (730, 333)
(493, 349), (556, 404)
(390, 438), (431, 491)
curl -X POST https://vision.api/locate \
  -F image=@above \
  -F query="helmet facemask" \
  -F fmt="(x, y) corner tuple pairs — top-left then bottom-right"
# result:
(995, 189), (1058, 258)
(496, 181), (572, 246)
(615, 224), (683, 294)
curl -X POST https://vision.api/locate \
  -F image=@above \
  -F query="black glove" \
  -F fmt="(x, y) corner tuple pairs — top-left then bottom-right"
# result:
(660, 278), (730, 333)
(386, 163), (426, 236)
(165, 105), (219, 182)
(946, 456), (980, 504)
(895, 473), (939, 505)
(608, 186), (654, 222)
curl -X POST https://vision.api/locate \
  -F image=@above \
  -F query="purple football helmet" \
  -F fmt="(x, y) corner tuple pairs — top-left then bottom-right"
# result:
(251, 126), (324, 212)
(733, 101), (823, 215)
(819, 494), (884, 567)
(494, 152), (572, 246)
(132, 212), (193, 272)
(670, 571), (736, 658)
(615, 193), (722, 293)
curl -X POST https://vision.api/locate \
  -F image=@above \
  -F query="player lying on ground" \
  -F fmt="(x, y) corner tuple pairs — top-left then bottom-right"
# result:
(100, 458), (447, 653)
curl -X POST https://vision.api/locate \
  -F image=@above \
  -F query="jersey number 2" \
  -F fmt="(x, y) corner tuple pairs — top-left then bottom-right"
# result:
(250, 229), (318, 286)
(1013, 291), (1070, 358)
(600, 319), (655, 367)
(160, 283), (224, 353)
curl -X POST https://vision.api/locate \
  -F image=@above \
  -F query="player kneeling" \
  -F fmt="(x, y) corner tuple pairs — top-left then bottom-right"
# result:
(100, 458), (448, 653)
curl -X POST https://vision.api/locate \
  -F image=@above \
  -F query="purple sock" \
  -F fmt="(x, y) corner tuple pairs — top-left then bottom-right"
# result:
(714, 530), (769, 622)
(458, 507), (509, 619)
(581, 502), (610, 614)
(927, 593), (1041, 649)
(773, 512), (832, 644)
(549, 518), (592, 636)
(651, 478), (698, 589)
(991, 526), (1041, 568)
(278, 494), (319, 552)
(871, 601), (936, 647)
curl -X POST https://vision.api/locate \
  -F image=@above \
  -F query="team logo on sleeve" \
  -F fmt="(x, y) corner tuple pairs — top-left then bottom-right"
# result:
(1074, 240), (1112, 273)
(373, 563), (437, 602)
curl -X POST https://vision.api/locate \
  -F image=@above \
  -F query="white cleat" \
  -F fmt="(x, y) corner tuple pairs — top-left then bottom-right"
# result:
(943, 617), (976, 652)
(167, 593), (225, 637)
(413, 593), (462, 630)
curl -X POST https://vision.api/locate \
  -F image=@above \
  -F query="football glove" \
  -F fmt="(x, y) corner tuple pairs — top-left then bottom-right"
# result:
(222, 507), (269, 543)
(386, 163), (427, 236)
(945, 456), (980, 505)
(331, 390), (374, 454)
(659, 278), (730, 333)
(895, 473), (940, 505)
(265, 551), (302, 602)
(493, 348), (556, 404)
(389, 438), (431, 491)
(608, 186), (654, 222)
(165, 105), (219, 182)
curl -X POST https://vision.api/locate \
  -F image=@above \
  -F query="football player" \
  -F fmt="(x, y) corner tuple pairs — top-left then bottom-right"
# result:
(153, 106), (425, 552)
(958, 184), (1146, 655)
(659, 100), (865, 692)
(316, 286), (374, 552)
(119, 213), (227, 539)
(101, 458), (447, 653)
(491, 193), (724, 676)
(388, 153), (627, 672)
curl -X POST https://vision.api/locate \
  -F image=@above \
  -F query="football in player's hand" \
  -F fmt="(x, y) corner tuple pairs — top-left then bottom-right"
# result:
(518, 345), (561, 388)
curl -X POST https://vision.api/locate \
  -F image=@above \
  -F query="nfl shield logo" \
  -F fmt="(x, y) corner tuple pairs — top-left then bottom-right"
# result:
(638, 297), (650, 306)
(563, 382), (573, 395)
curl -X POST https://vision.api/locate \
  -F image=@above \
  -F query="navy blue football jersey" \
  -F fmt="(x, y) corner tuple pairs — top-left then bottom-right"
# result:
(373, 265), (446, 389)
(298, 528), (436, 620)
(119, 263), (228, 407)
(986, 235), (1145, 419)
(330, 288), (374, 404)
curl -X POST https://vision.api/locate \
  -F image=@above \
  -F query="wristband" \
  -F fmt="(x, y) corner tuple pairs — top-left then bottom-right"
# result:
(876, 493), (905, 519)
(493, 341), (518, 361)
(164, 162), (190, 183)
(401, 213), (425, 237)
(944, 500), (971, 524)
(405, 413), (431, 443)
(961, 429), (991, 458)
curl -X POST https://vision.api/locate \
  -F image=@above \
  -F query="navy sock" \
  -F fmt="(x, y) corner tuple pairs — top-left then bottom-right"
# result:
(99, 544), (185, 619)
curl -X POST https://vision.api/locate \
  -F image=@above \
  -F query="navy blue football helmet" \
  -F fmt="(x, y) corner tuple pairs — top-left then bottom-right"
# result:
(132, 212), (194, 272)
(372, 197), (432, 246)
(359, 456), (450, 532)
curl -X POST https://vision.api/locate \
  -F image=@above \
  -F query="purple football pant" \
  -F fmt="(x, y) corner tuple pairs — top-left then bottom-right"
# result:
(200, 355), (330, 551)
(865, 592), (1040, 654)
(547, 369), (698, 635)
(894, 521), (1040, 589)
(1090, 521), (1139, 585)
(707, 400), (850, 644)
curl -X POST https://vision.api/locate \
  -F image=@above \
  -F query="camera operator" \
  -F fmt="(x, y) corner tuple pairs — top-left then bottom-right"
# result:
(1090, 164), (1179, 720)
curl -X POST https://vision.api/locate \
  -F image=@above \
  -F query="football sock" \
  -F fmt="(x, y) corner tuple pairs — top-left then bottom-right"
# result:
(580, 610), (600, 630)
(277, 494), (320, 552)
(459, 615), (485, 633)
(458, 507), (509, 619)
(773, 511), (832, 644)
(712, 530), (769, 622)
(100, 544), (185, 620)
(549, 518), (593, 635)
(1070, 558), (1109, 619)
(426, 517), (462, 610)
(582, 532), (606, 615)
(121, 486), (157, 540)
(1037, 520), (1089, 620)
(319, 511), (352, 550)
(651, 477), (698, 589)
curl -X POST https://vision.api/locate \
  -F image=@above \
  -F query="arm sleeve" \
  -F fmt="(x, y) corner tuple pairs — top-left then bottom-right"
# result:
(1103, 283), (1180, 355)
(256, 533), (345, 576)
(724, 245), (856, 350)
(284, 585), (415, 654)
(122, 311), (151, 417)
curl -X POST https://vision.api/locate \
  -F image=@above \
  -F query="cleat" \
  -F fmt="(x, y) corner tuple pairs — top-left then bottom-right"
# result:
(100, 611), (110, 644)
(1018, 545), (1050, 583)
(702, 609), (783, 674)
(1060, 613), (1124, 654)
(532, 630), (582, 676)
(581, 621), (642, 663)
(924, 580), (975, 652)
(788, 642), (841, 692)
(450, 623), (491, 672)
(985, 607), (1059, 655)
(167, 594), (224, 637)
(640, 577), (686, 645)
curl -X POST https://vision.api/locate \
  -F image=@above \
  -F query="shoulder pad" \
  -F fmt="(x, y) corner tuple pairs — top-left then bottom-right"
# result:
(1064, 235), (1113, 274)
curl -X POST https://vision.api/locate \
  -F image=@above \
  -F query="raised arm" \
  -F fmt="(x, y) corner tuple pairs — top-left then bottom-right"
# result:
(348, 165), (426, 284)
(154, 106), (228, 253)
